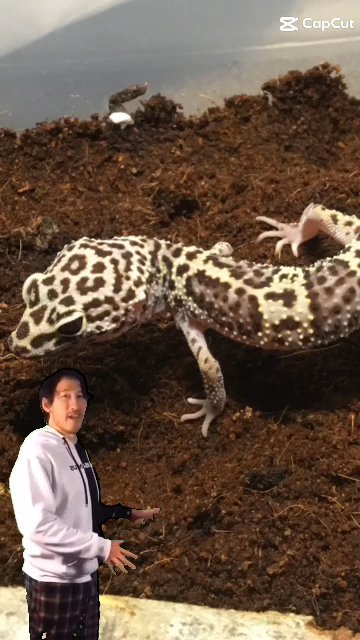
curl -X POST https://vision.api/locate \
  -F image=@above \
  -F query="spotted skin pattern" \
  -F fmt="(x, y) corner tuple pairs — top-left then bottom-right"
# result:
(8, 203), (360, 436)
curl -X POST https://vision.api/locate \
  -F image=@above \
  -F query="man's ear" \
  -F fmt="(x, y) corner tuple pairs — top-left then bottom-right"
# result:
(41, 397), (52, 414)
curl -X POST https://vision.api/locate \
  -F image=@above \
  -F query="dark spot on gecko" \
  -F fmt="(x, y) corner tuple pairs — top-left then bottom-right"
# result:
(273, 317), (301, 333)
(247, 294), (263, 333)
(327, 265), (339, 277)
(331, 304), (342, 316)
(92, 262), (106, 274)
(309, 300), (321, 314)
(330, 214), (338, 224)
(344, 220), (355, 227)
(76, 276), (106, 295)
(133, 278), (144, 289)
(93, 247), (113, 259)
(333, 258), (351, 269)
(122, 288), (136, 303)
(264, 289), (297, 309)
(342, 287), (357, 305)
(26, 281), (40, 308)
(243, 276), (274, 289)
(204, 255), (228, 268)
(171, 246), (183, 259)
(60, 254), (87, 276)
(324, 286), (335, 296)
(16, 321), (30, 340)
(168, 278), (176, 291)
(77, 241), (95, 250)
(47, 289), (59, 301)
(83, 299), (106, 311)
(194, 271), (231, 291)
(162, 255), (173, 271)
(230, 299), (242, 312)
(195, 292), (206, 307)
(59, 295), (76, 307)
(31, 333), (57, 350)
(42, 275), (55, 286)
(177, 264), (190, 278)
(186, 250), (201, 261)
(122, 251), (133, 272)
(60, 278), (71, 295)
(47, 308), (57, 326)
(335, 277), (345, 287)
(30, 305), (47, 326)
(228, 265), (248, 279)
(110, 258), (124, 294)
(316, 275), (327, 285)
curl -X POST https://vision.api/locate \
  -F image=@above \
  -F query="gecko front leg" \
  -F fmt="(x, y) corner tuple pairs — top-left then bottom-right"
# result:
(175, 313), (226, 437)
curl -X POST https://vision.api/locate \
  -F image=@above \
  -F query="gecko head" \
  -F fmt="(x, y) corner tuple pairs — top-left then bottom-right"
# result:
(8, 273), (88, 359)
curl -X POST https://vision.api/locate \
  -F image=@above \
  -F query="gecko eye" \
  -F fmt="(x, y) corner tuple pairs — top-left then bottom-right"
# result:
(57, 316), (84, 336)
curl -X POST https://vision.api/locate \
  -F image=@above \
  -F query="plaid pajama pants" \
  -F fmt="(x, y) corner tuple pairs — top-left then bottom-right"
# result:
(23, 571), (100, 640)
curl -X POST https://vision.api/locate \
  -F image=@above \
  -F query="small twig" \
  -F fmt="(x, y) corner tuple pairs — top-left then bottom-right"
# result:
(351, 514), (360, 528)
(139, 556), (178, 573)
(275, 405), (289, 426)
(180, 167), (191, 184)
(137, 423), (145, 450)
(335, 473), (360, 484)
(276, 434), (293, 463)
(280, 343), (340, 358)
(273, 504), (307, 518)
(198, 93), (218, 106)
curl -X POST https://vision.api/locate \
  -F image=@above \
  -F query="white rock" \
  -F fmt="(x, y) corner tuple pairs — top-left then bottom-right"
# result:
(109, 112), (134, 125)
(0, 587), (358, 639)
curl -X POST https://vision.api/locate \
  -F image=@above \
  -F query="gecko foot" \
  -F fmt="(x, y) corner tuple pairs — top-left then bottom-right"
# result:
(256, 216), (301, 258)
(180, 397), (222, 438)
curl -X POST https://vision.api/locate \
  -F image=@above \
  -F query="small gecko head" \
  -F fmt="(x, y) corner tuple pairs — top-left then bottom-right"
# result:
(8, 273), (89, 358)
(8, 236), (162, 359)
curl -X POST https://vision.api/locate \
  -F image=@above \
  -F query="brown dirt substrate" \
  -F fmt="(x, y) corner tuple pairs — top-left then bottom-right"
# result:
(1, 62), (360, 633)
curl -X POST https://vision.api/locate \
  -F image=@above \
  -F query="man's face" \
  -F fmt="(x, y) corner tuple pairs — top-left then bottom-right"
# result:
(41, 377), (88, 440)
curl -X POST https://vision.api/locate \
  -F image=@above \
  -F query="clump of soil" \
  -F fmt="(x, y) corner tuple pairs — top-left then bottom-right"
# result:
(1, 62), (360, 633)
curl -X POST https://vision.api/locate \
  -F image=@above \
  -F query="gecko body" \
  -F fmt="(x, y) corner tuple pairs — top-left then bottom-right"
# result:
(8, 204), (360, 436)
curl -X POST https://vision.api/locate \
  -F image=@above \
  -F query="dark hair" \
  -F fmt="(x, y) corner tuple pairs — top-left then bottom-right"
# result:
(39, 368), (92, 419)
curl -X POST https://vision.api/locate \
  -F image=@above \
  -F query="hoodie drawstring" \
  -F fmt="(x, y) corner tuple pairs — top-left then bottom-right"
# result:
(63, 439), (89, 506)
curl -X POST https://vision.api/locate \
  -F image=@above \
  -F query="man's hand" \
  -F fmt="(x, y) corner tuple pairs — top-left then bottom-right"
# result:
(130, 507), (160, 523)
(106, 539), (138, 574)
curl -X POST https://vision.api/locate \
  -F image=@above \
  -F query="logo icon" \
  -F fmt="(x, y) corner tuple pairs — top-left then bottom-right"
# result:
(280, 16), (299, 31)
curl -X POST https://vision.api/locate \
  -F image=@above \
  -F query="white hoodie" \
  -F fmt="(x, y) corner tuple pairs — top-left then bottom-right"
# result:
(9, 425), (112, 583)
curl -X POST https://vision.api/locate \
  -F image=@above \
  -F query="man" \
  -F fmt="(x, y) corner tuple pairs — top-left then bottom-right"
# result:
(9, 368), (160, 640)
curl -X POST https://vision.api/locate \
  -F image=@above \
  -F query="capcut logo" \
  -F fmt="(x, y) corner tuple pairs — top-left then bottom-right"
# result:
(280, 16), (355, 32)
(280, 17), (298, 31)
